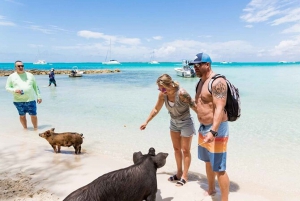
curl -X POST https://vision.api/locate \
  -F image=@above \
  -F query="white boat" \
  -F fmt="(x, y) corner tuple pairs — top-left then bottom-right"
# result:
(102, 40), (120, 65)
(174, 60), (196, 78)
(102, 60), (120, 65)
(69, 66), (84, 77)
(149, 51), (159, 64)
(33, 60), (47, 65)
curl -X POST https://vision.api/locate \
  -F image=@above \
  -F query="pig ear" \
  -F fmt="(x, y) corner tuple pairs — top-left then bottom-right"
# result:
(133, 151), (143, 164)
(50, 128), (55, 131)
(153, 152), (168, 168)
(46, 131), (51, 137)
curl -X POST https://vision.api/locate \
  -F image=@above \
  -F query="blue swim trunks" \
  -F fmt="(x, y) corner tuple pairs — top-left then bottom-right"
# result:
(198, 122), (229, 172)
(13, 101), (37, 116)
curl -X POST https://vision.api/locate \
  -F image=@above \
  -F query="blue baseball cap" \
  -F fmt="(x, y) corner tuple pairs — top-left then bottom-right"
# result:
(188, 53), (212, 65)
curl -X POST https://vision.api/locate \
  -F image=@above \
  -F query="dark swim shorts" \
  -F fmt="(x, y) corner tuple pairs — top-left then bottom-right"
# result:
(13, 101), (37, 116)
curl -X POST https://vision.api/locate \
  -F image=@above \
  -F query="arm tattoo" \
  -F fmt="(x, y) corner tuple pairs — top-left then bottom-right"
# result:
(212, 81), (226, 99)
(180, 91), (196, 108)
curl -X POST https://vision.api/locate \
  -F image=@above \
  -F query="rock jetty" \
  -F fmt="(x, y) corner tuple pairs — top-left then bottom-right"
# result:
(0, 69), (121, 77)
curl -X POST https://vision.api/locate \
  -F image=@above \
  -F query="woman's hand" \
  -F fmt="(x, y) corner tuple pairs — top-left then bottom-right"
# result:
(140, 123), (147, 130)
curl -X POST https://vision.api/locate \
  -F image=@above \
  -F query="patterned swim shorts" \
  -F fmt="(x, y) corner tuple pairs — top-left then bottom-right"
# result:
(13, 101), (37, 116)
(198, 121), (229, 172)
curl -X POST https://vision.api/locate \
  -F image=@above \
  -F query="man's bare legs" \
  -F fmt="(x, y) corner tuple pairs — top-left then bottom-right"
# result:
(19, 115), (27, 129)
(205, 162), (216, 195)
(216, 171), (229, 201)
(205, 162), (229, 201)
(19, 115), (38, 130)
(30, 115), (38, 130)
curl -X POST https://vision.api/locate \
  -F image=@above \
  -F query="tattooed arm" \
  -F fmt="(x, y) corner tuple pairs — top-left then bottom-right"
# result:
(179, 88), (197, 113)
(211, 78), (227, 131)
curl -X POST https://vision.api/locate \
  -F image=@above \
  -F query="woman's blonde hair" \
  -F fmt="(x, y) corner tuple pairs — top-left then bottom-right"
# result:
(156, 74), (179, 89)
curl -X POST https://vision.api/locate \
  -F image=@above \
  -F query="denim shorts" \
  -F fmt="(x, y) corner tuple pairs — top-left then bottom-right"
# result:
(13, 101), (37, 116)
(169, 117), (195, 137)
(198, 121), (229, 172)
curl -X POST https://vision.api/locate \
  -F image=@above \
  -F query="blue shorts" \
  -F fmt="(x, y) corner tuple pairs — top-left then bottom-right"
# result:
(170, 117), (195, 137)
(198, 122), (229, 172)
(13, 101), (37, 116)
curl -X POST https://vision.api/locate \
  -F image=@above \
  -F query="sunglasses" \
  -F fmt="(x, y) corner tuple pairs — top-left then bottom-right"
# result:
(158, 87), (167, 93)
(194, 63), (207, 68)
(17, 65), (24, 68)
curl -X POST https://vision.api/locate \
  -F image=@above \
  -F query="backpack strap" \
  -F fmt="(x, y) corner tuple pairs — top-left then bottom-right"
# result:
(208, 74), (226, 94)
(195, 78), (201, 93)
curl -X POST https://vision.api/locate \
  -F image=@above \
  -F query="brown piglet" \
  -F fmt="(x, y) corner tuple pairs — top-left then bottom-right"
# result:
(39, 128), (84, 154)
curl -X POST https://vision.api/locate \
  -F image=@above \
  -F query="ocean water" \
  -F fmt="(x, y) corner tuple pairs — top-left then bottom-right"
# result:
(1, 62), (300, 200)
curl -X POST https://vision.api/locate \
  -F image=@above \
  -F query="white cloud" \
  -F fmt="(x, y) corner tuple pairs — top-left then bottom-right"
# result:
(241, 0), (300, 25)
(240, 0), (280, 23)
(270, 37), (300, 56)
(271, 7), (300, 25)
(282, 23), (300, 33)
(245, 25), (253, 28)
(153, 36), (162, 40)
(198, 35), (212, 38)
(0, 15), (15, 26)
(77, 30), (110, 40)
(30, 25), (54, 34)
(77, 30), (141, 46)
(0, 21), (15, 26)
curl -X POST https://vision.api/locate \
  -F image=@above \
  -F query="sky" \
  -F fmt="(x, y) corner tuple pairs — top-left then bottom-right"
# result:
(0, 0), (300, 62)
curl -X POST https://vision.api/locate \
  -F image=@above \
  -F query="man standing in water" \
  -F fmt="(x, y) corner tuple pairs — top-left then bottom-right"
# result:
(189, 53), (229, 201)
(48, 68), (57, 87)
(5, 60), (42, 130)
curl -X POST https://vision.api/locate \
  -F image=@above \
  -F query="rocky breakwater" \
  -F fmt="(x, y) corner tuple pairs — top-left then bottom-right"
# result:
(0, 69), (121, 76)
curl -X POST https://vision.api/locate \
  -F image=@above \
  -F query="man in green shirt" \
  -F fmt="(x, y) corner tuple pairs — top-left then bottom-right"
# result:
(5, 60), (42, 130)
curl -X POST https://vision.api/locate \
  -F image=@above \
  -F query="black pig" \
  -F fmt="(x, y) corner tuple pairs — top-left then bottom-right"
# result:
(63, 147), (168, 201)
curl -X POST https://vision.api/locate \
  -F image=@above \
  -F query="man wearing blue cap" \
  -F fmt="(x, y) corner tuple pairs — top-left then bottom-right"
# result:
(189, 53), (229, 200)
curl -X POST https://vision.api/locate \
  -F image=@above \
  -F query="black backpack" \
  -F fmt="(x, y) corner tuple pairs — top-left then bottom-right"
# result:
(196, 74), (241, 122)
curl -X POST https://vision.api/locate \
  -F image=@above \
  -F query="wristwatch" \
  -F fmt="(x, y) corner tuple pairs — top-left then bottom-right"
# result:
(209, 130), (218, 137)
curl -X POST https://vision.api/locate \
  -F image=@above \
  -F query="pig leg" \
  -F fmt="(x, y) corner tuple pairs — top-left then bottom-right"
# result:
(146, 193), (156, 201)
(73, 145), (78, 154)
(78, 145), (81, 154)
(57, 145), (61, 153)
(51, 145), (57, 153)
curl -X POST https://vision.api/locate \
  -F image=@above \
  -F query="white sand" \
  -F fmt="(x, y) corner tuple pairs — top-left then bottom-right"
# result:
(0, 130), (287, 201)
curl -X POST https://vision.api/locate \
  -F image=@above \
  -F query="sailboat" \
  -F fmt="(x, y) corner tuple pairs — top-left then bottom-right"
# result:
(102, 40), (120, 65)
(149, 51), (159, 64)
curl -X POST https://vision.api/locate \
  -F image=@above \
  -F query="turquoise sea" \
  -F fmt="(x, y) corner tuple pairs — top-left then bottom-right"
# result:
(1, 62), (300, 200)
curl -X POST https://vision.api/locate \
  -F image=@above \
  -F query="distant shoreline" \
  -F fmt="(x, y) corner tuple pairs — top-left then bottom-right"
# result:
(0, 69), (121, 77)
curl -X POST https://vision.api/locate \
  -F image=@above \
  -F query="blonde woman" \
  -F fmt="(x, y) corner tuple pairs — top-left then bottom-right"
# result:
(140, 74), (197, 186)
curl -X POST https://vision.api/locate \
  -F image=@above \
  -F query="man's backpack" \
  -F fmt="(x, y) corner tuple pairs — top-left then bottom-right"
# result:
(196, 74), (241, 122)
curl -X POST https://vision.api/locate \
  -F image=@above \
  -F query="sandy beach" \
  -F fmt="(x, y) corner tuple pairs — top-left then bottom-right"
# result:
(0, 130), (279, 201)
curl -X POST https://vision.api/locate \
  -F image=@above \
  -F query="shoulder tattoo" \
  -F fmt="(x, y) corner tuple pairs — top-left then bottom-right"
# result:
(212, 81), (226, 99)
